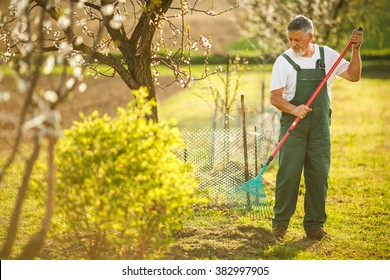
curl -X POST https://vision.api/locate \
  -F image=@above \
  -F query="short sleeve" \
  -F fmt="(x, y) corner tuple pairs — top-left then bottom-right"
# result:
(324, 46), (350, 77)
(270, 56), (289, 92)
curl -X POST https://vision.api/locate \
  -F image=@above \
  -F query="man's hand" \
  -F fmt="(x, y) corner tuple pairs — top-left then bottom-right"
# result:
(270, 89), (313, 118)
(339, 28), (363, 82)
(292, 104), (312, 119)
(350, 29), (364, 50)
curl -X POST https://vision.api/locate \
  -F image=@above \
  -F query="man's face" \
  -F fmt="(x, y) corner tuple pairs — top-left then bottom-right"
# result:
(288, 30), (313, 57)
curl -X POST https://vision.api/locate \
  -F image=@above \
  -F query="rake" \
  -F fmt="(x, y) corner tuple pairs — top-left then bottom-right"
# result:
(228, 95), (273, 218)
(238, 27), (363, 218)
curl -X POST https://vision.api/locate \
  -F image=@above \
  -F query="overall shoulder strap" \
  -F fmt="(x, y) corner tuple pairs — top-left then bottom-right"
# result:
(316, 46), (326, 70)
(282, 54), (301, 71)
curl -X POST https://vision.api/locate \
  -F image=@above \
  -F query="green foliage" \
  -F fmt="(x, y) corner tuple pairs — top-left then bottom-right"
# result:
(53, 87), (200, 259)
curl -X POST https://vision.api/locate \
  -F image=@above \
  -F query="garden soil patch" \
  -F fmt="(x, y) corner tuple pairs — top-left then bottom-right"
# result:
(166, 225), (276, 260)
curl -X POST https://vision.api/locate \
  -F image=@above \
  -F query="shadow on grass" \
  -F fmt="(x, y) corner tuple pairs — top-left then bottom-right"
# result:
(165, 224), (315, 260)
(362, 63), (390, 79)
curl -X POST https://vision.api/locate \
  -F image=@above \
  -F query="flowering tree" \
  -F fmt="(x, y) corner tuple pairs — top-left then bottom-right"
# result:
(5, 0), (234, 122)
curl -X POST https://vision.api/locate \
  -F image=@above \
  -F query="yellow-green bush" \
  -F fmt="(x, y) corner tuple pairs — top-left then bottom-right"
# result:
(54, 87), (199, 259)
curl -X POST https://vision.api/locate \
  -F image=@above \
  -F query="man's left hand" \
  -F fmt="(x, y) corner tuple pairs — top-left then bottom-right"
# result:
(350, 29), (364, 50)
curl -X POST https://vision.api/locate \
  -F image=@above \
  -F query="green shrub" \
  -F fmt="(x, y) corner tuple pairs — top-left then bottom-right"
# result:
(54, 87), (200, 259)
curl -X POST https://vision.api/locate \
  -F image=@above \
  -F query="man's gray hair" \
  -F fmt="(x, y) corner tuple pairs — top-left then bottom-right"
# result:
(287, 15), (314, 35)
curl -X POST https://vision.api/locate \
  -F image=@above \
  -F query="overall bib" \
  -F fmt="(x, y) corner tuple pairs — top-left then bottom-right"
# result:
(272, 47), (331, 235)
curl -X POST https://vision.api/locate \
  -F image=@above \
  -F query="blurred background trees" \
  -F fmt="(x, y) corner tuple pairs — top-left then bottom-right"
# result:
(234, 0), (389, 61)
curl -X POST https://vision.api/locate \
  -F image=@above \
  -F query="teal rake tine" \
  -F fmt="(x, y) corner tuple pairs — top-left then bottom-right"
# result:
(238, 164), (272, 218)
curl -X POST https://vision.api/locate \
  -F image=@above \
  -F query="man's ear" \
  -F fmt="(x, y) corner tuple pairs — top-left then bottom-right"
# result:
(308, 33), (313, 43)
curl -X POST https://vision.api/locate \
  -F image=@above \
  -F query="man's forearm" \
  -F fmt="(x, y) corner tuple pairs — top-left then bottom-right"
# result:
(270, 94), (296, 115)
(347, 48), (362, 82)
(270, 91), (312, 119)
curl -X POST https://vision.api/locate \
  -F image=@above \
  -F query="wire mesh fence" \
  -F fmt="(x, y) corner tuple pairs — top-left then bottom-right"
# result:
(178, 111), (279, 211)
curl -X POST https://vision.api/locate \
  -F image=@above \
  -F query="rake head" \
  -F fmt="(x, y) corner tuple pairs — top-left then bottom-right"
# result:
(240, 175), (272, 218)
(230, 172), (272, 218)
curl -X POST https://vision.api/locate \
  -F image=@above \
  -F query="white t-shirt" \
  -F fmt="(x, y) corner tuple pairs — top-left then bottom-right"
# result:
(270, 44), (349, 101)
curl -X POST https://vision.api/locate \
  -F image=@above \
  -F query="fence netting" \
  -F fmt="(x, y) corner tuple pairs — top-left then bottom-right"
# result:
(177, 112), (279, 210)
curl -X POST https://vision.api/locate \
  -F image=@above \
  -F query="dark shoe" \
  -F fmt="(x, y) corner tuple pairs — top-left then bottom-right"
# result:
(307, 230), (331, 241)
(272, 225), (287, 240)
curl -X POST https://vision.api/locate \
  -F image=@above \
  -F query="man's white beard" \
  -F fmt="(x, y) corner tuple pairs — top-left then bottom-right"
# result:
(293, 48), (305, 57)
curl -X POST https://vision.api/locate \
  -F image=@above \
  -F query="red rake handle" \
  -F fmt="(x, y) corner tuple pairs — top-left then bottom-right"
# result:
(263, 27), (363, 169)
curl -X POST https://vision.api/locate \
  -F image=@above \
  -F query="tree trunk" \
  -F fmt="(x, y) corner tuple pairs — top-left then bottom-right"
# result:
(128, 0), (174, 122)
(18, 136), (57, 259)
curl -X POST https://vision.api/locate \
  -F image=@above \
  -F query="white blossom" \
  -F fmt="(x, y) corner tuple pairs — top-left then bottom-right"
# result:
(68, 54), (83, 67)
(17, 32), (29, 42)
(43, 55), (55, 75)
(0, 91), (10, 102)
(200, 36), (212, 49)
(43, 20), (52, 28)
(18, 61), (28, 75)
(73, 67), (82, 77)
(101, 4), (114, 16)
(23, 43), (33, 55)
(191, 42), (199, 50)
(17, 80), (27, 93)
(78, 83), (87, 93)
(76, 0), (87, 9)
(66, 78), (76, 89)
(11, 0), (29, 16)
(43, 90), (58, 103)
(75, 36), (83, 46)
(109, 14), (123, 30)
(58, 41), (73, 55)
(58, 15), (71, 30)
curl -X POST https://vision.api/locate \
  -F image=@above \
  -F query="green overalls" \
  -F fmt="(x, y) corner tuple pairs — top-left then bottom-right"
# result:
(272, 47), (331, 235)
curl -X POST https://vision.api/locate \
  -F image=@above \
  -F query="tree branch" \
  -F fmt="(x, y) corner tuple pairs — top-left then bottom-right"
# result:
(32, 0), (140, 90)
(78, 43), (139, 88)
(69, 0), (101, 11)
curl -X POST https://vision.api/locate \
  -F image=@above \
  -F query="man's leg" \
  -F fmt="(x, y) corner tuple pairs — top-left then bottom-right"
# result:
(273, 125), (307, 230)
(303, 108), (331, 236)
